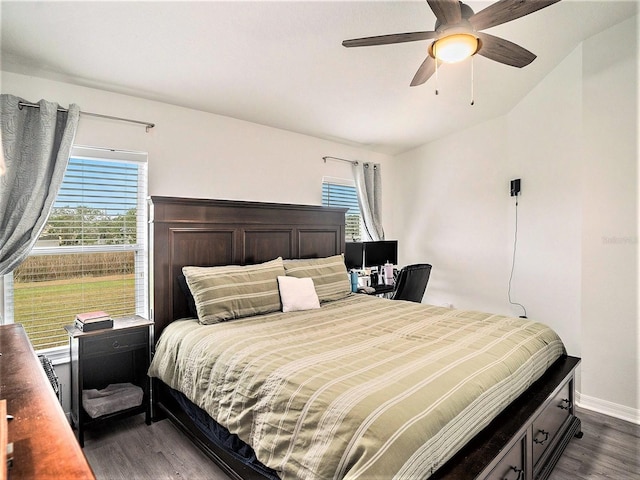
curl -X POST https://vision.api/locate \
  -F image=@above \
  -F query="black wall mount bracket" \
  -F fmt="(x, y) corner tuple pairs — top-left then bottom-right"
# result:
(510, 178), (521, 197)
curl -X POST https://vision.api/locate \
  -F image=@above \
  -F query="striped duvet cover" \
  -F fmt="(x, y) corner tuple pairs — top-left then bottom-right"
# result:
(149, 294), (565, 480)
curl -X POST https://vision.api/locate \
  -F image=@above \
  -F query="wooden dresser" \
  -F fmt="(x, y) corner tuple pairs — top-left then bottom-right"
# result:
(0, 323), (94, 479)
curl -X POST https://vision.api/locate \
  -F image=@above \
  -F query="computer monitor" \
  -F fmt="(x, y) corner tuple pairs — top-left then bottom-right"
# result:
(344, 242), (364, 270)
(364, 240), (398, 268)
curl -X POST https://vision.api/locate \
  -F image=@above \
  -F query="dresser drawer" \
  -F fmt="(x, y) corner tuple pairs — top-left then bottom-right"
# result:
(532, 380), (572, 466)
(83, 328), (148, 357)
(486, 434), (526, 480)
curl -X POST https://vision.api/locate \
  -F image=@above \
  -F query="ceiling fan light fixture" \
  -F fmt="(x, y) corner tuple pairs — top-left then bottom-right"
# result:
(431, 33), (479, 64)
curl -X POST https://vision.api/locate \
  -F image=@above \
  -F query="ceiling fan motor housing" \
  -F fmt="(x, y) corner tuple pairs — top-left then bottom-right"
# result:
(434, 1), (476, 30)
(431, 2), (480, 61)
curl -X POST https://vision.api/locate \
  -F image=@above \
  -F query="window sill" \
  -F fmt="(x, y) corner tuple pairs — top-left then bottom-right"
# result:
(37, 345), (70, 365)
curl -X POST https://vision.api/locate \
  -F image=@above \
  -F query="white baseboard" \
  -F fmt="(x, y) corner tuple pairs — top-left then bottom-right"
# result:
(576, 391), (640, 425)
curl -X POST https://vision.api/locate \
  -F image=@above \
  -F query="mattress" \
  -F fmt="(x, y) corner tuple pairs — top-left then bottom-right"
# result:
(148, 294), (565, 480)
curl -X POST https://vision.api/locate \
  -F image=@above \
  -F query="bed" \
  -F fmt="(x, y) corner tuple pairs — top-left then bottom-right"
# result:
(148, 196), (582, 480)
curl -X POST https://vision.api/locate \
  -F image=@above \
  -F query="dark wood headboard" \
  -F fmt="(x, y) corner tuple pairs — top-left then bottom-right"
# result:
(149, 196), (346, 342)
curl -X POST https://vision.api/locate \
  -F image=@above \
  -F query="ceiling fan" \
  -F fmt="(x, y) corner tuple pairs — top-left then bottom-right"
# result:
(342, 0), (562, 87)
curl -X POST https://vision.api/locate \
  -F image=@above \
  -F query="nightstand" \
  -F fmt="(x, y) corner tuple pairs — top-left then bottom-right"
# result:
(64, 315), (153, 446)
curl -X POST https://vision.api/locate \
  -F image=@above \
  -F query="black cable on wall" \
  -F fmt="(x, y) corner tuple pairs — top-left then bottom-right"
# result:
(508, 182), (527, 318)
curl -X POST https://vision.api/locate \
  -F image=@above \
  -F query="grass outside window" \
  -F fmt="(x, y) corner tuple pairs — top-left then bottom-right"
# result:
(13, 252), (136, 350)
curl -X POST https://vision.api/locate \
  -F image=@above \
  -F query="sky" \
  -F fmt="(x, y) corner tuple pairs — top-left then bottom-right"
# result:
(53, 157), (139, 215)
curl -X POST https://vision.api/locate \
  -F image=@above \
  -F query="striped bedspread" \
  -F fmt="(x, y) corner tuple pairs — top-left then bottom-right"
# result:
(149, 294), (565, 480)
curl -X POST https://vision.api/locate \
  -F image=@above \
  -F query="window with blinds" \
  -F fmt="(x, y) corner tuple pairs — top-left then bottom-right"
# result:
(322, 177), (362, 242)
(3, 146), (148, 351)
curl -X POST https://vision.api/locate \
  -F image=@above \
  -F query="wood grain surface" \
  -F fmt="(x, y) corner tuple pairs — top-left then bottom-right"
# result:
(0, 324), (94, 479)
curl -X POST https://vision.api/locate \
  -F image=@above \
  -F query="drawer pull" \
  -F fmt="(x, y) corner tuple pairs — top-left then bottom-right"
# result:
(503, 465), (524, 480)
(558, 398), (572, 410)
(534, 429), (550, 445)
(112, 340), (121, 349)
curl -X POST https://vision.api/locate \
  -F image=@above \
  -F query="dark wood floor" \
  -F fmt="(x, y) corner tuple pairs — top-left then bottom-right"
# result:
(83, 414), (229, 480)
(549, 408), (639, 480)
(83, 407), (639, 480)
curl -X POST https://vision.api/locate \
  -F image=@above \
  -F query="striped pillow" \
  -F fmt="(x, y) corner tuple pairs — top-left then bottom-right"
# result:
(183, 257), (285, 325)
(283, 255), (351, 302)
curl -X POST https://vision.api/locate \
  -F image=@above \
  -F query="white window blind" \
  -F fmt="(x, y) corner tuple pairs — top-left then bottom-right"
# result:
(322, 177), (362, 242)
(3, 146), (148, 351)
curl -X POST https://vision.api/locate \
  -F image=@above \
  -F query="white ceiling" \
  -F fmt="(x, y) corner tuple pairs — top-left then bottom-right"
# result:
(1, 1), (637, 155)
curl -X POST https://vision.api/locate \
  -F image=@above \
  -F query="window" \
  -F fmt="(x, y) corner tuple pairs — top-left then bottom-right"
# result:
(322, 177), (362, 242)
(2, 146), (148, 352)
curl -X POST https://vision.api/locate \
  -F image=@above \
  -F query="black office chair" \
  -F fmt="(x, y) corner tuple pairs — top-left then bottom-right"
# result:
(391, 264), (432, 303)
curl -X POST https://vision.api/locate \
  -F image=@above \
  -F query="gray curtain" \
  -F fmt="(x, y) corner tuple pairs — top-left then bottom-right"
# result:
(0, 95), (80, 275)
(352, 162), (384, 241)
(0, 130), (5, 175)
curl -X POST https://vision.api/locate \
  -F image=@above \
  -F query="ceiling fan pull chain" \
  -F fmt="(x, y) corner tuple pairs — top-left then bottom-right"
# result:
(470, 56), (475, 106)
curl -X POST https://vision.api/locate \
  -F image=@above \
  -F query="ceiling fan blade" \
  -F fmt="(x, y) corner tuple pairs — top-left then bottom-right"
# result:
(476, 32), (536, 68)
(470, 0), (561, 31)
(427, 0), (462, 25)
(410, 56), (437, 86)
(342, 31), (437, 48)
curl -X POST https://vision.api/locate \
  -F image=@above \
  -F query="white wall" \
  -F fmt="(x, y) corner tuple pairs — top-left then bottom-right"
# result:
(505, 45), (583, 360)
(387, 115), (511, 314)
(0, 71), (395, 214)
(580, 16), (639, 420)
(393, 17), (638, 422)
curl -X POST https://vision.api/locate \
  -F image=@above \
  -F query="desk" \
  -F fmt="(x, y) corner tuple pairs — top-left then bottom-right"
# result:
(357, 283), (395, 297)
(0, 324), (94, 479)
(372, 284), (394, 296)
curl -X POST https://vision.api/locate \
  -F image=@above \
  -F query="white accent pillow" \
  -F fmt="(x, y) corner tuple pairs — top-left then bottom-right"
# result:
(277, 276), (320, 313)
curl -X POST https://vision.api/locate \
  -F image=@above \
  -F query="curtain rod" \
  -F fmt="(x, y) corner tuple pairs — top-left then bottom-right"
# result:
(322, 156), (359, 166)
(18, 101), (155, 132)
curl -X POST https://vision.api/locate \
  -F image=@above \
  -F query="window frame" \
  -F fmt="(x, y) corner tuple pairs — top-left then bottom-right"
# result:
(1, 145), (149, 358)
(322, 176), (363, 242)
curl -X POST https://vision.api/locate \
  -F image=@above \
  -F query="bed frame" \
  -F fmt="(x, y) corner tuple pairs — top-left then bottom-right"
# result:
(149, 196), (582, 480)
